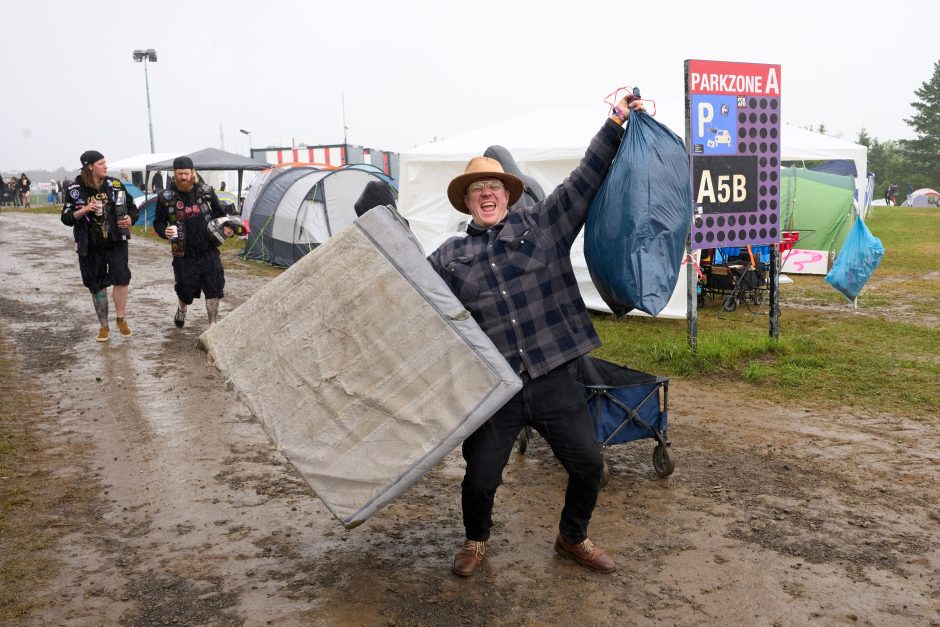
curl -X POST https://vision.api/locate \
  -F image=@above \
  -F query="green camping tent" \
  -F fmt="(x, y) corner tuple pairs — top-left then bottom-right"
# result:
(780, 167), (855, 255)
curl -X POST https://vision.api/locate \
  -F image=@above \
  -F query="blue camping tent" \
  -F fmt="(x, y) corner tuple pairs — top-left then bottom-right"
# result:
(134, 194), (158, 227)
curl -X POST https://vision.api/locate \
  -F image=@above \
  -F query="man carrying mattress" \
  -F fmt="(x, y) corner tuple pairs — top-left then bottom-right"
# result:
(428, 92), (645, 577)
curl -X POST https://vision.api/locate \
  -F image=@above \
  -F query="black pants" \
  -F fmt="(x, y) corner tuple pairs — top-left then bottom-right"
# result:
(78, 241), (131, 294)
(461, 364), (603, 543)
(172, 248), (225, 304)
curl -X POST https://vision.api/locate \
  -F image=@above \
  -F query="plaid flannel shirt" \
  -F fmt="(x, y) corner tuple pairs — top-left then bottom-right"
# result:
(428, 118), (625, 379)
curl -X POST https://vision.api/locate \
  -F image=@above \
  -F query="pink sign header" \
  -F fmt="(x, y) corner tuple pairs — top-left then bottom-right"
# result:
(688, 60), (782, 96)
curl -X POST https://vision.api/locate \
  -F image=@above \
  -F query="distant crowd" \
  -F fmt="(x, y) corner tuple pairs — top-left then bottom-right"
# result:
(1, 173), (34, 208)
(0, 174), (73, 207)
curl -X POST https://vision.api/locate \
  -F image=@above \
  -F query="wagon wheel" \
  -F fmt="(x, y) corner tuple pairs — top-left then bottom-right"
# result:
(752, 290), (765, 306)
(652, 443), (675, 477)
(722, 296), (738, 312)
(600, 458), (610, 489)
(516, 425), (533, 454)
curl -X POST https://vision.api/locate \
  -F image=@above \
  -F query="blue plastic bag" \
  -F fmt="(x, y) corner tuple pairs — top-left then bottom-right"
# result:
(824, 216), (884, 302)
(585, 110), (692, 316)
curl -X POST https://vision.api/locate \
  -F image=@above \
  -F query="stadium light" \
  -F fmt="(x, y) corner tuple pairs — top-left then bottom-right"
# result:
(239, 129), (252, 158)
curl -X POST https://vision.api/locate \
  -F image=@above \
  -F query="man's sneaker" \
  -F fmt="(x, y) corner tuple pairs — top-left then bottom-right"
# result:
(174, 308), (186, 329)
(554, 534), (616, 573)
(452, 539), (487, 577)
(116, 317), (132, 337)
(96, 326), (110, 342)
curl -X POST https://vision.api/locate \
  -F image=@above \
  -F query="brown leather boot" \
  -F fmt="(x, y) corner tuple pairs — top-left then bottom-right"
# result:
(554, 534), (616, 573)
(452, 539), (487, 577)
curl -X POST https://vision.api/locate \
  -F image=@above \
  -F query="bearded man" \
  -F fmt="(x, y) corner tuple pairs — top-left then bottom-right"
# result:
(153, 156), (234, 330)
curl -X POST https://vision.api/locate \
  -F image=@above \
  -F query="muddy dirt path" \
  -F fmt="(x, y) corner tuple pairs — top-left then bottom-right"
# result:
(1, 213), (938, 626)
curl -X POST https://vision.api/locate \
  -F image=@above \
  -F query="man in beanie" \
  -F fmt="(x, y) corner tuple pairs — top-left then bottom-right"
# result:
(427, 93), (645, 577)
(353, 179), (409, 228)
(353, 180), (398, 218)
(153, 155), (235, 330)
(61, 150), (139, 342)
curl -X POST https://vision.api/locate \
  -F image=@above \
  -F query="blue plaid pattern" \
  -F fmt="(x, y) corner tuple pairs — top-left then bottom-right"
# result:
(429, 119), (625, 379)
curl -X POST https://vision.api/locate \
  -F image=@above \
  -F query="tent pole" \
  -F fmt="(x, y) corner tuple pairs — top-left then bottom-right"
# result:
(769, 243), (780, 340)
(145, 166), (152, 229)
(237, 170), (243, 214)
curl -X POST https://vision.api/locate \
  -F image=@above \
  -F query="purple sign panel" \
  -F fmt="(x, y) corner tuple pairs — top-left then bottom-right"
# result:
(686, 60), (782, 249)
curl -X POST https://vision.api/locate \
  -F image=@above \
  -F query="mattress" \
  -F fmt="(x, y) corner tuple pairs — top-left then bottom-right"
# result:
(200, 205), (521, 528)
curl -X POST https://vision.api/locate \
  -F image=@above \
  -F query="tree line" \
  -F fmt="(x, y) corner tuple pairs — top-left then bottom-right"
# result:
(859, 59), (940, 198)
(778, 61), (939, 202)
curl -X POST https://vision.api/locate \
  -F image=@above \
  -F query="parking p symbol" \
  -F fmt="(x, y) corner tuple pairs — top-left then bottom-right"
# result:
(698, 102), (714, 138)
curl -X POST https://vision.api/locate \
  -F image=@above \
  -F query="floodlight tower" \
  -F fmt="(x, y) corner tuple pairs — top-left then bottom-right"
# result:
(239, 129), (252, 158)
(132, 49), (158, 152)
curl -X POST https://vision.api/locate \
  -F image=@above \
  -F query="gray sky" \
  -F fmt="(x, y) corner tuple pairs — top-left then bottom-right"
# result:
(2, 0), (937, 171)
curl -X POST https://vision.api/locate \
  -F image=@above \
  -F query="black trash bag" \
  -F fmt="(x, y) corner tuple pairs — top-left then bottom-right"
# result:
(483, 145), (546, 208)
(585, 110), (692, 317)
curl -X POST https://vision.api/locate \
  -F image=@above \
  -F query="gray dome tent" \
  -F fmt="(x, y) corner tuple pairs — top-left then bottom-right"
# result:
(242, 167), (397, 267)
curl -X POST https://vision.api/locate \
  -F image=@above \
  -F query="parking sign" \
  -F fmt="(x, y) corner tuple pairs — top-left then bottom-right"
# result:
(686, 60), (782, 248)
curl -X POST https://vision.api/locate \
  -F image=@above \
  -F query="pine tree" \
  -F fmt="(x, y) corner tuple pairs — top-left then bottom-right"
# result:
(899, 60), (940, 186)
(857, 128), (872, 147)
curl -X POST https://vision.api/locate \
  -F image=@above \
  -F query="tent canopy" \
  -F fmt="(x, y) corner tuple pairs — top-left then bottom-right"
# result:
(779, 125), (867, 198)
(398, 107), (869, 317)
(809, 160), (858, 178)
(145, 147), (271, 172)
(145, 147), (271, 201)
(780, 167), (855, 254)
(399, 108), (868, 252)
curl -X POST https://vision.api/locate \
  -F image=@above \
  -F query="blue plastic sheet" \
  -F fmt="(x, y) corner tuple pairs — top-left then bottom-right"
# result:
(824, 216), (884, 302)
(585, 110), (692, 316)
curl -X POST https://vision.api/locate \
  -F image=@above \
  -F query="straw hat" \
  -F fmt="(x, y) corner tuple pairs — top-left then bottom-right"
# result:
(447, 156), (524, 214)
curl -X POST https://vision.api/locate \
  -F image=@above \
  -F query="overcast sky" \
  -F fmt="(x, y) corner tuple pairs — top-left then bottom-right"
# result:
(2, 0), (937, 171)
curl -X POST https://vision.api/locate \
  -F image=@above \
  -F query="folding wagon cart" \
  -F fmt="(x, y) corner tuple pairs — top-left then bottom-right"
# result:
(516, 355), (675, 478)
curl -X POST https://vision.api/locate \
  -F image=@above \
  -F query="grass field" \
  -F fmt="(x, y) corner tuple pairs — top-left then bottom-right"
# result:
(19, 203), (940, 417)
(593, 206), (940, 418)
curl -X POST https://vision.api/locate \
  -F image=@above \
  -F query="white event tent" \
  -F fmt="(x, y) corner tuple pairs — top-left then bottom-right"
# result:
(107, 152), (178, 186)
(397, 107), (868, 318)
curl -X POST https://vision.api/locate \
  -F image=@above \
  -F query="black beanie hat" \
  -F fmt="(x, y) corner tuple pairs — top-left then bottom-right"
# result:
(80, 150), (105, 167)
(173, 156), (194, 170)
(354, 180), (397, 217)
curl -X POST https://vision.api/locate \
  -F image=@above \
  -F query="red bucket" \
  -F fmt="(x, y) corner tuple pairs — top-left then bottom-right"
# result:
(780, 231), (799, 253)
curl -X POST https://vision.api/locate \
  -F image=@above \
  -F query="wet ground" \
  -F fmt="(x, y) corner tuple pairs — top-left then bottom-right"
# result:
(1, 213), (938, 626)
